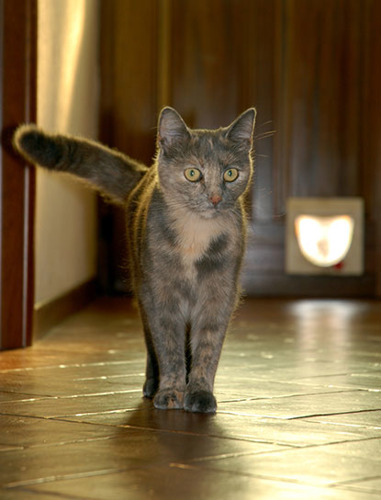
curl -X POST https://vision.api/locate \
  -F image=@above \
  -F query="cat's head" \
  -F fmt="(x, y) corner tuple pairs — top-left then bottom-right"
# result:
(156, 107), (256, 218)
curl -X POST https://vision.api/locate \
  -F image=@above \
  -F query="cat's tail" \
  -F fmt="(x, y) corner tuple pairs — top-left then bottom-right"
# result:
(13, 125), (149, 204)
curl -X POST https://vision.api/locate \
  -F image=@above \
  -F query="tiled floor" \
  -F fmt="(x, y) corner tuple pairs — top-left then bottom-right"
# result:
(0, 297), (380, 499)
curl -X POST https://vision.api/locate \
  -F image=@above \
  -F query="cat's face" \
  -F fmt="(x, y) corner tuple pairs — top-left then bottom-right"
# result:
(157, 108), (256, 219)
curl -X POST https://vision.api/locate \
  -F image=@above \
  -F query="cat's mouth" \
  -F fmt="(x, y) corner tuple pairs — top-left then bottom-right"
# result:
(198, 204), (225, 219)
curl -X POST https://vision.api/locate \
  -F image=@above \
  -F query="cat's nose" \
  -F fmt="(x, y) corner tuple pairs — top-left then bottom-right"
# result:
(210, 194), (222, 206)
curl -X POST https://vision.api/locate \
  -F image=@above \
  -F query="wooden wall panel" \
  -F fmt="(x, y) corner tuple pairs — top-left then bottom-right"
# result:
(99, 0), (159, 292)
(241, 0), (380, 296)
(169, 0), (242, 128)
(169, 1), (279, 222)
(282, 0), (362, 198)
(100, 0), (381, 297)
(100, 0), (159, 162)
(360, 0), (381, 295)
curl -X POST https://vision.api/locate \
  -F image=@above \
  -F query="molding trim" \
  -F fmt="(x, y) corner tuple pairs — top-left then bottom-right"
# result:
(33, 279), (98, 340)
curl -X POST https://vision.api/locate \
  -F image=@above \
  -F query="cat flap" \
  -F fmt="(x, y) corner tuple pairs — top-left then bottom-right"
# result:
(158, 107), (190, 149)
(225, 108), (256, 144)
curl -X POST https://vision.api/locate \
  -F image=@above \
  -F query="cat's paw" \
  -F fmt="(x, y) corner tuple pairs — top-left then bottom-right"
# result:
(184, 390), (217, 414)
(153, 389), (184, 410)
(143, 377), (158, 399)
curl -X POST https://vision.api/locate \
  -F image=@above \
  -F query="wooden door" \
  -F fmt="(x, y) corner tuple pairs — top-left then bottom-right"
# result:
(100, 0), (381, 298)
(0, 0), (37, 349)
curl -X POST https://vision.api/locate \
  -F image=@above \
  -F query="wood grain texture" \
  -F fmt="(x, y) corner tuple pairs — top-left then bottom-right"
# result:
(360, 0), (381, 295)
(99, 0), (159, 292)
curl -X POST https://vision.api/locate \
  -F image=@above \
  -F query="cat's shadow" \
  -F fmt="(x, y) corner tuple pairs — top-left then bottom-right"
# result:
(114, 398), (225, 496)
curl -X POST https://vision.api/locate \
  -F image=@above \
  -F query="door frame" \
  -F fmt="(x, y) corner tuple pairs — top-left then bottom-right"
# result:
(0, 0), (37, 349)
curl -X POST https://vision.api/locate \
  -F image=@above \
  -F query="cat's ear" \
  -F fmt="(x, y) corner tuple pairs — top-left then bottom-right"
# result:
(225, 108), (256, 144)
(158, 107), (190, 149)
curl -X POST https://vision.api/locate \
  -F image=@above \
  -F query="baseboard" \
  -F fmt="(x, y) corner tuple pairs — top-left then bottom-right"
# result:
(33, 279), (98, 341)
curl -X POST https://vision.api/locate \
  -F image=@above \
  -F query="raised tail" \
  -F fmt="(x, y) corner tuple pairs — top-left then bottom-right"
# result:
(13, 125), (149, 204)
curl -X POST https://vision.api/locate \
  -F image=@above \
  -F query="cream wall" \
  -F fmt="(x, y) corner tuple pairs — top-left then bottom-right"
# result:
(36, 0), (99, 306)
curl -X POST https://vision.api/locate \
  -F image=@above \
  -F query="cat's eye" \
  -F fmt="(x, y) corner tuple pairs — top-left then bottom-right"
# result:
(184, 168), (202, 182)
(223, 168), (239, 182)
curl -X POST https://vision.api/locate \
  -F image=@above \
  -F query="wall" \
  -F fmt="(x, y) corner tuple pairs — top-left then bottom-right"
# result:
(35, 0), (99, 307)
(100, 0), (381, 298)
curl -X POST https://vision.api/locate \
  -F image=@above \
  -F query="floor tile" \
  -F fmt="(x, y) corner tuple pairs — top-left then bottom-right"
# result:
(0, 414), (119, 448)
(304, 409), (381, 430)
(0, 425), (285, 489)
(218, 389), (381, 419)
(0, 390), (144, 418)
(181, 438), (381, 487)
(0, 361), (145, 397)
(69, 404), (381, 447)
(22, 467), (381, 500)
(339, 477), (381, 495)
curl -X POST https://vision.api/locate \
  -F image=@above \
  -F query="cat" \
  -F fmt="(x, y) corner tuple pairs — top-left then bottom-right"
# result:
(13, 106), (256, 413)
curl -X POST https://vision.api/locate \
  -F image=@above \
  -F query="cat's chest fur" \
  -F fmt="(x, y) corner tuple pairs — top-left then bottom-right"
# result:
(168, 208), (238, 278)
(173, 212), (223, 258)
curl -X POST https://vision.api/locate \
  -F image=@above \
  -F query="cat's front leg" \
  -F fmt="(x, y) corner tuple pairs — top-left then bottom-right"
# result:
(142, 347), (159, 399)
(140, 316), (159, 399)
(144, 309), (187, 410)
(184, 325), (227, 413)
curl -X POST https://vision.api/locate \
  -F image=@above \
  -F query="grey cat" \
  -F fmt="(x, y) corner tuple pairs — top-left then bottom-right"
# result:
(13, 107), (256, 413)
